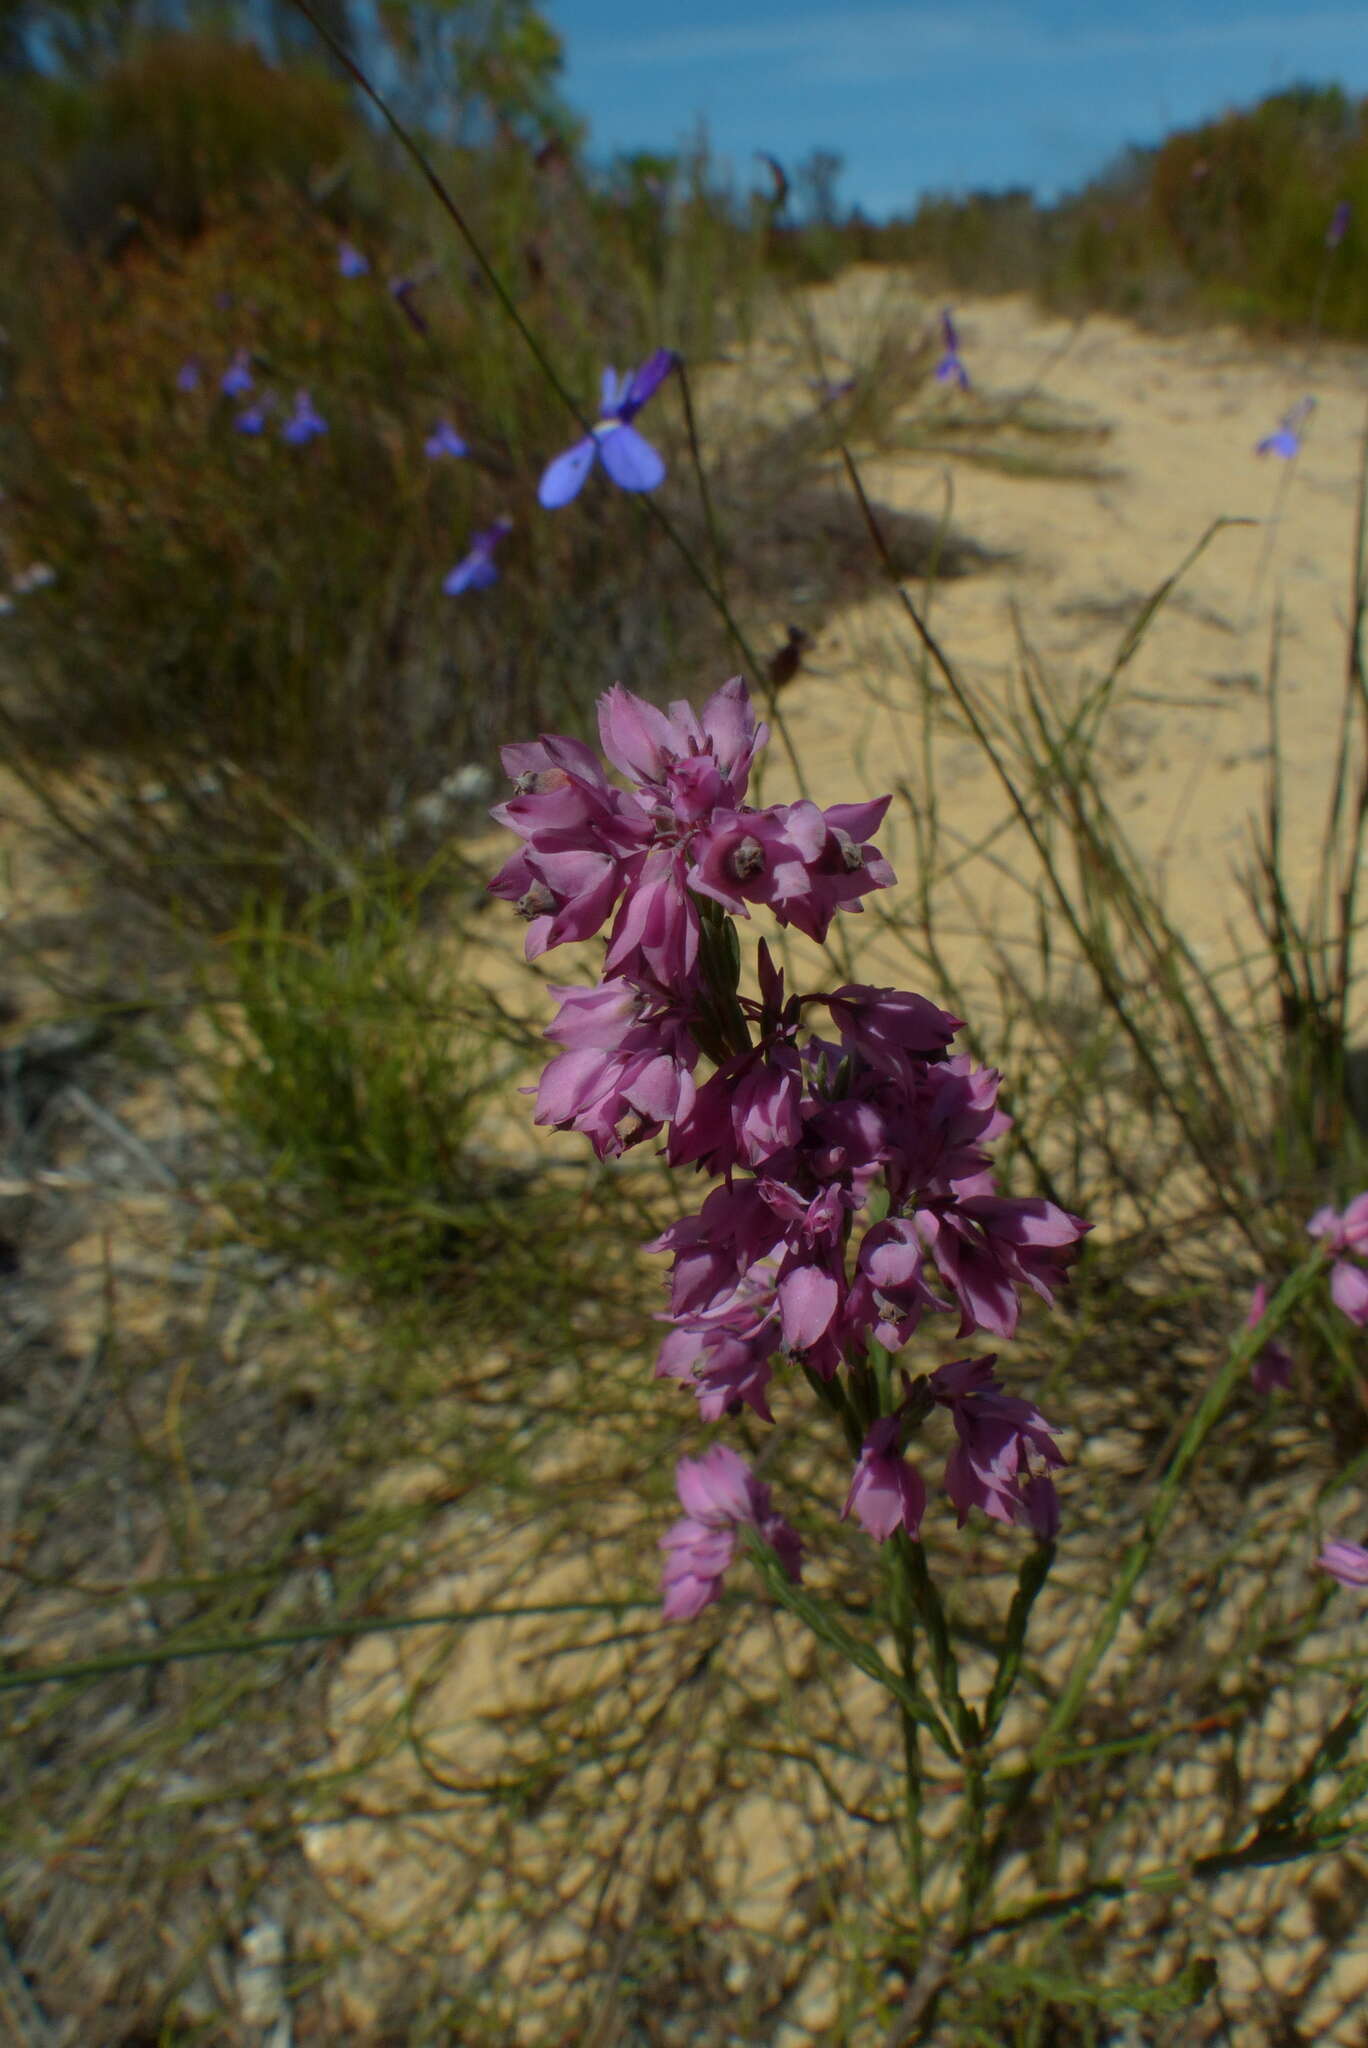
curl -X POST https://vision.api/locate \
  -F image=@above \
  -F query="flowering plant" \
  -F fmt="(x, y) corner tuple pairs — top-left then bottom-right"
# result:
(491, 675), (1088, 1617)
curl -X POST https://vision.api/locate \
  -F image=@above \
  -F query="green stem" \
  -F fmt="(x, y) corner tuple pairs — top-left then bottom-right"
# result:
(979, 1248), (1329, 1899)
(0, 1597), (658, 1694)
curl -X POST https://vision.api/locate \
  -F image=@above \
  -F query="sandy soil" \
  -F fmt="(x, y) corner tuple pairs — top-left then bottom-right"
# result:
(755, 272), (1367, 1006)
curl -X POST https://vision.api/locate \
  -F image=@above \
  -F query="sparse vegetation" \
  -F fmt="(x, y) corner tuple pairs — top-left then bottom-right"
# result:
(0, 16), (1366, 2046)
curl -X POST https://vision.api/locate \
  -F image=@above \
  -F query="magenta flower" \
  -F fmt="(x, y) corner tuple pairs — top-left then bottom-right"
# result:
(844, 1417), (926, 1541)
(689, 796), (896, 944)
(535, 978), (699, 1158)
(935, 310), (970, 391)
(914, 1195), (1089, 1340)
(221, 348), (254, 399)
(930, 1355), (1064, 1529)
(1255, 397), (1314, 460)
(660, 1445), (801, 1619)
(1319, 1538), (1368, 1588)
(338, 241), (370, 277)
(425, 419), (469, 460)
(847, 1219), (948, 1350)
(1308, 1194), (1368, 1327)
(282, 391), (327, 446)
(1246, 1281), (1294, 1394)
(444, 517), (512, 596)
(538, 350), (677, 507)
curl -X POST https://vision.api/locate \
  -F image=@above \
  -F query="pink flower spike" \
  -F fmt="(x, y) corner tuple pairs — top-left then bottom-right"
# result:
(1318, 1539), (1368, 1588)
(844, 1418), (926, 1541)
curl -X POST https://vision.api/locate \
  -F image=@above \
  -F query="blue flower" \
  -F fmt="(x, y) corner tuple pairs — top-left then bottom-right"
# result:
(934, 310), (969, 392)
(234, 403), (269, 435)
(538, 350), (677, 508)
(444, 518), (512, 595)
(221, 349), (254, 399)
(175, 359), (202, 393)
(338, 242), (370, 278)
(1255, 397), (1314, 460)
(282, 391), (328, 446)
(424, 420), (469, 460)
(1328, 202), (1352, 250)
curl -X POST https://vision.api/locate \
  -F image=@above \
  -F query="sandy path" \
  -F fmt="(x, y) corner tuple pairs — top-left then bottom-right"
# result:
(752, 273), (1367, 1016)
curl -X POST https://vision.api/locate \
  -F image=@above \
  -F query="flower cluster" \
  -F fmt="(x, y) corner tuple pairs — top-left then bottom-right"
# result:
(492, 676), (1088, 1618)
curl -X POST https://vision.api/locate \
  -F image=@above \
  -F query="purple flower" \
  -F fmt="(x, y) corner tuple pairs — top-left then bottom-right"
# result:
(175, 359), (202, 393)
(338, 241), (370, 278)
(538, 350), (677, 507)
(847, 1219), (948, 1351)
(844, 1417), (926, 1541)
(444, 517), (512, 596)
(660, 1445), (801, 1620)
(1328, 201), (1352, 250)
(1308, 1193), (1368, 1327)
(535, 977), (699, 1158)
(221, 348), (254, 399)
(913, 1195), (1089, 1340)
(282, 390), (328, 446)
(688, 795), (896, 945)
(1255, 397), (1314, 460)
(1246, 1280), (1294, 1394)
(424, 419), (469, 460)
(935, 310), (970, 392)
(234, 403), (269, 436)
(1319, 1538), (1368, 1588)
(930, 1355), (1064, 1529)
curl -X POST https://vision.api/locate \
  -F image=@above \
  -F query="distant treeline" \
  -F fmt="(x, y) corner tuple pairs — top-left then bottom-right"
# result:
(852, 83), (1368, 338)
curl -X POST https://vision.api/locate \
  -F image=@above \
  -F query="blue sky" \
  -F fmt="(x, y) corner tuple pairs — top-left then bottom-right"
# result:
(544, 2), (1368, 218)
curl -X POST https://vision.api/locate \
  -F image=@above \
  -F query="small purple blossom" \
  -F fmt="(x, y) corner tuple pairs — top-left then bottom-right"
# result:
(930, 1355), (1064, 1530)
(1308, 1194), (1368, 1327)
(282, 390), (328, 446)
(1246, 1280), (1294, 1394)
(538, 350), (677, 507)
(234, 403), (269, 436)
(424, 419), (469, 460)
(844, 1418), (926, 1541)
(1328, 201), (1352, 250)
(175, 359), (202, 393)
(221, 348), (254, 400)
(1255, 397), (1314, 460)
(1318, 1539), (1368, 1588)
(338, 241), (370, 278)
(660, 1445), (801, 1619)
(935, 310), (970, 392)
(443, 517), (512, 595)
